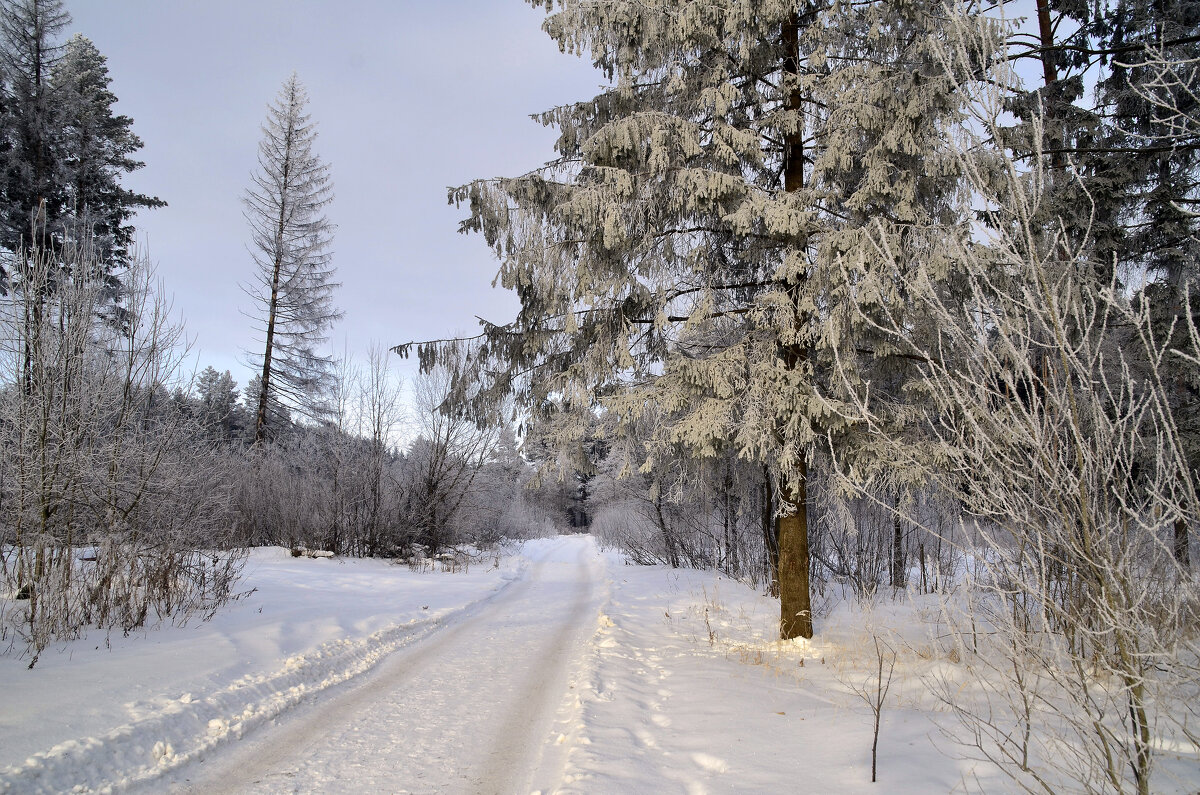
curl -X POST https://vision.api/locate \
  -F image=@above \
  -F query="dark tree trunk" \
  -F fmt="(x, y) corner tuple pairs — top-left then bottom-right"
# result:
(1175, 517), (1191, 570)
(762, 465), (780, 597)
(654, 492), (680, 568)
(1034, 0), (1064, 170)
(890, 489), (906, 588)
(776, 13), (814, 640)
(254, 121), (294, 445)
(778, 459), (813, 639)
(253, 265), (280, 444)
(723, 465), (738, 574)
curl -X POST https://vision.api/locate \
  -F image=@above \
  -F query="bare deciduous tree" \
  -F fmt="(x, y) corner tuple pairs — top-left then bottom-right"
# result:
(405, 343), (500, 554)
(827, 27), (1200, 785)
(0, 228), (242, 667)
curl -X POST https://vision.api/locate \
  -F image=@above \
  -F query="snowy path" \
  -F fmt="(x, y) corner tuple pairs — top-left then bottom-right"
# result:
(152, 536), (604, 794)
(7, 537), (1078, 793)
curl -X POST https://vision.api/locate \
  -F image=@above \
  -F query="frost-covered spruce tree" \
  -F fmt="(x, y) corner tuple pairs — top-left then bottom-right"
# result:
(244, 73), (341, 443)
(406, 0), (981, 639)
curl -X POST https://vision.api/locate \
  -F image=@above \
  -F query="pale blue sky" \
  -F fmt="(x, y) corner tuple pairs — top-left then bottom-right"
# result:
(66, 1), (604, 392)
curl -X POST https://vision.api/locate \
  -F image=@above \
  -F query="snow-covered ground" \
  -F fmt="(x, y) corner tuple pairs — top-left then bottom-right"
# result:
(2, 536), (1197, 793)
(559, 558), (989, 793)
(0, 544), (527, 793)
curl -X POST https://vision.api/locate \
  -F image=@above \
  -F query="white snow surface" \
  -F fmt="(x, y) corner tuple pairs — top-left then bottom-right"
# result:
(556, 557), (983, 794)
(5, 535), (1194, 793)
(0, 544), (526, 793)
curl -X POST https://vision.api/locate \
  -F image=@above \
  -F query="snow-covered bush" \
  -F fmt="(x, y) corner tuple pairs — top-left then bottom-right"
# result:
(0, 233), (243, 666)
(828, 53), (1200, 789)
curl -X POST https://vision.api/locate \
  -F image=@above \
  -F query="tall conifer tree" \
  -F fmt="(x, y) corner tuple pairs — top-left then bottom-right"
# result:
(244, 73), (340, 443)
(409, 0), (981, 639)
(52, 34), (164, 276)
(0, 0), (69, 261)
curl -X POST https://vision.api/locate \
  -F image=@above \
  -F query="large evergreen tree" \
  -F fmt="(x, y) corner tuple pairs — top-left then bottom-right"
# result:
(244, 73), (340, 443)
(0, 0), (69, 262)
(406, 0), (980, 639)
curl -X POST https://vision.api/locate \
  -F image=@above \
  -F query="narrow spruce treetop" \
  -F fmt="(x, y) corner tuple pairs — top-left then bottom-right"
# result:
(52, 34), (165, 280)
(0, 3), (163, 294)
(244, 73), (341, 440)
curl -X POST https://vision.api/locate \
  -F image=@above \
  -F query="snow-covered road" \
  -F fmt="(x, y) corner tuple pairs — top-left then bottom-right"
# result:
(6, 535), (1073, 793)
(153, 536), (604, 794)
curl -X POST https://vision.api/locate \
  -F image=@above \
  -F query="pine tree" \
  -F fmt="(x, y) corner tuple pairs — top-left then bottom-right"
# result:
(409, 0), (981, 639)
(0, 0), (70, 264)
(243, 73), (340, 443)
(194, 365), (243, 443)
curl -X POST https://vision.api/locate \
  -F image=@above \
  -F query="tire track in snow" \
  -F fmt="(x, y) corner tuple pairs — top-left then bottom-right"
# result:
(476, 540), (601, 793)
(157, 536), (604, 794)
(0, 555), (530, 795)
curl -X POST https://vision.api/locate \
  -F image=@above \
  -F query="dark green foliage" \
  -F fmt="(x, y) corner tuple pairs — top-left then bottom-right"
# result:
(0, 1), (162, 293)
(52, 34), (164, 270)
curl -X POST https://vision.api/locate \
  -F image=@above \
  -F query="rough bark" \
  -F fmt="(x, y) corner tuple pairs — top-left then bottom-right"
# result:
(777, 458), (812, 639)
(1175, 517), (1191, 570)
(253, 262), (281, 444)
(776, 12), (814, 640)
(891, 489), (906, 588)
